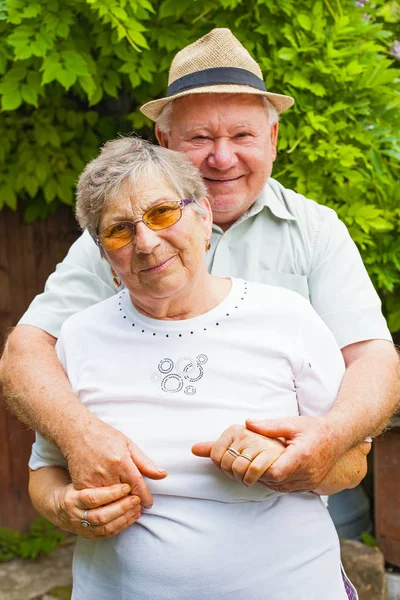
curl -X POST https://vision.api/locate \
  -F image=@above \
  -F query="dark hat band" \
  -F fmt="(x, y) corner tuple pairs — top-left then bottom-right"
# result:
(166, 67), (267, 97)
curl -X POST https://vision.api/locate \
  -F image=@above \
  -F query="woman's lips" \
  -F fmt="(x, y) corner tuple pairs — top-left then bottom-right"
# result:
(140, 255), (176, 273)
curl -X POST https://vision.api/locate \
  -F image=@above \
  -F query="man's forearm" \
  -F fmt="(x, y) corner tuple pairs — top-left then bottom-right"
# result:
(313, 442), (370, 495)
(326, 340), (399, 453)
(0, 325), (96, 452)
(1, 325), (166, 493)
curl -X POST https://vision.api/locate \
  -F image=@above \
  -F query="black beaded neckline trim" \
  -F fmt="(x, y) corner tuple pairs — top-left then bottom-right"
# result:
(118, 281), (248, 337)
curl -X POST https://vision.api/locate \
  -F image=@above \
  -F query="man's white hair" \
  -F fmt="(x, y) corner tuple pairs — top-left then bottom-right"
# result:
(156, 96), (279, 135)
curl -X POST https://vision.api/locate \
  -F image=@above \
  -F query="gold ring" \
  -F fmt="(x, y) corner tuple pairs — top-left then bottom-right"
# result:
(227, 447), (241, 458)
(240, 452), (253, 461)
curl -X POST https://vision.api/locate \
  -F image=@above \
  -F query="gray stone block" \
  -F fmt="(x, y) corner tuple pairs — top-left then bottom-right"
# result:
(0, 543), (73, 600)
(340, 538), (388, 600)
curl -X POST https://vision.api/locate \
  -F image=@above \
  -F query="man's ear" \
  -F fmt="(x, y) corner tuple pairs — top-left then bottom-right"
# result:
(155, 125), (169, 148)
(270, 122), (279, 161)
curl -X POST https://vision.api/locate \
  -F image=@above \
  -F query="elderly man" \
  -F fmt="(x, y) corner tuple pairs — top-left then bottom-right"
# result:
(1, 29), (398, 508)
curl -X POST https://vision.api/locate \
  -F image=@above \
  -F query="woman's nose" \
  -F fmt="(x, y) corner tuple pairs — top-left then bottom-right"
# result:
(134, 222), (161, 254)
(207, 138), (238, 170)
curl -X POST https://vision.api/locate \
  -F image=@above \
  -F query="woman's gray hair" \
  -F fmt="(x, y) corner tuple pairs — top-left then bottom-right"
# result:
(75, 136), (208, 238)
(156, 96), (279, 135)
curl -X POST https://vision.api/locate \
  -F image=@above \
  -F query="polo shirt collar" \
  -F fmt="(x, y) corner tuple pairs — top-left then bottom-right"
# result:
(251, 181), (297, 221)
(212, 179), (297, 233)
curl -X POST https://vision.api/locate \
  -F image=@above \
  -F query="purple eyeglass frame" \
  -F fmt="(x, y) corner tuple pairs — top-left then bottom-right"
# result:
(95, 198), (195, 250)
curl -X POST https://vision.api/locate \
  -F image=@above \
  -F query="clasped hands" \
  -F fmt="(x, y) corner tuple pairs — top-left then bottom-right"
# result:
(56, 415), (335, 539)
(191, 424), (286, 487)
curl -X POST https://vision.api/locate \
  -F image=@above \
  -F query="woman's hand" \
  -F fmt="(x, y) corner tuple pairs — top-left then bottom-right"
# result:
(29, 467), (142, 540)
(192, 425), (286, 486)
(54, 482), (142, 539)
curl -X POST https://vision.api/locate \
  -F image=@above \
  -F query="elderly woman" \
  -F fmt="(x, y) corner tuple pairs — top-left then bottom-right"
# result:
(29, 137), (368, 600)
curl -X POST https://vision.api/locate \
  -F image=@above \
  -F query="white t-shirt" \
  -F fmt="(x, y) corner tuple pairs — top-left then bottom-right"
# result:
(30, 279), (355, 600)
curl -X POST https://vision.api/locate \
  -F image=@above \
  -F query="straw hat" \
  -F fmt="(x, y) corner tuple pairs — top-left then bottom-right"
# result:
(140, 28), (294, 121)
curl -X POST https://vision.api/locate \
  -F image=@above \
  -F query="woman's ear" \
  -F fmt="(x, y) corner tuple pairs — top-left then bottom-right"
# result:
(199, 197), (213, 239)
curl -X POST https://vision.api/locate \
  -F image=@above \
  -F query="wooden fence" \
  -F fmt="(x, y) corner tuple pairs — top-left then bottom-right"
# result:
(0, 206), (79, 531)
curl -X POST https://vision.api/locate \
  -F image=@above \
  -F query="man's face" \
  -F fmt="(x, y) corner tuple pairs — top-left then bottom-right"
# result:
(156, 93), (278, 229)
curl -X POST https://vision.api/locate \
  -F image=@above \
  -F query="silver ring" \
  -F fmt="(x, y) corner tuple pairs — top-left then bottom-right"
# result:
(227, 447), (241, 458)
(240, 452), (253, 462)
(80, 509), (91, 528)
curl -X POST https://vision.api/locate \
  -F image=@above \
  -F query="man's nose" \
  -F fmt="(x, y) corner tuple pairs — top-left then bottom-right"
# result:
(207, 138), (238, 170)
(134, 222), (161, 254)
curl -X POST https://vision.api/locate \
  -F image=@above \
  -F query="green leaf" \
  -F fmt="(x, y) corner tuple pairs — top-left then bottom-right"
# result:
(41, 55), (61, 85)
(0, 184), (17, 210)
(62, 50), (90, 77)
(80, 75), (97, 98)
(298, 14), (312, 31)
(4, 66), (27, 83)
(56, 68), (77, 90)
(128, 29), (149, 49)
(44, 179), (57, 204)
(1, 88), (22, 110)
(21, 84), (38, 107)
(36, 162), (49, 184)
(309, 83), (326, 97)
(103, 79), (118, 97)
(24, 175), (39, 198)
(361, 532), (377, 548)
(278, 47), (296, 61)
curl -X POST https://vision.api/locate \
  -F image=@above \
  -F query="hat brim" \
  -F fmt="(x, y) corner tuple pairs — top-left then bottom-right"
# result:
(140, 85), (294, 121)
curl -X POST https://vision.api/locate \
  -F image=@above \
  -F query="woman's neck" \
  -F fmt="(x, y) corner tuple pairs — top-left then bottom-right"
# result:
(130, 272), (232, 321)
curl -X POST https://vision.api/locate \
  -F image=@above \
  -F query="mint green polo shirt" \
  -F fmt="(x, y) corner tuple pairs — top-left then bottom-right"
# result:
(19, 178), (391, 348)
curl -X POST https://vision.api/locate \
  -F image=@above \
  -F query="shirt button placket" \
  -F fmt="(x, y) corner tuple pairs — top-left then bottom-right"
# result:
(210, 231), (231, 277)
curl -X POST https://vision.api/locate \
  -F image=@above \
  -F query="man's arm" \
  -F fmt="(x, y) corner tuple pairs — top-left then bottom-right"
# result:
(312, 441), (371, 496)
(0, 325), (166, 507)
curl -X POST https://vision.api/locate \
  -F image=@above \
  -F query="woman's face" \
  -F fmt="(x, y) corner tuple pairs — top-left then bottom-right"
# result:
(98, 176), (212, 305)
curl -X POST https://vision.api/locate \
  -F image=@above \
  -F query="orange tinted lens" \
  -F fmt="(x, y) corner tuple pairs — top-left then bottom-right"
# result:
(144, 202), (181, 230)
(99, 223), (133, 250)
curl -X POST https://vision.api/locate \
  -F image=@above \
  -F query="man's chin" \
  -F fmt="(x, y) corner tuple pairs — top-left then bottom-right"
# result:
(211, 203), (246, 230)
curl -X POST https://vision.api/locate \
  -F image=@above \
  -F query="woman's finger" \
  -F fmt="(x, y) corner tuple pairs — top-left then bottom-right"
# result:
(209, 427), (240, 464)
(191, 442), (214, 457)
(243, 449), (284, 486)
(231, 451), (262, 483)
(83, 495), (140, 527)
(219, 448), (238, 480)
(73, 483), (132, 510)
(92, 508), (142, 538)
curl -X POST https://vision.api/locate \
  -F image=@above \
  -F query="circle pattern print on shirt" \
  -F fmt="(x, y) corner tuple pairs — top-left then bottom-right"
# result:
(153, 354), (208, 397)
(161, 373), (184, 393)
(184, 386), (196, 395)
(196, 354), (208, 365)
(158, 358), (174, 374)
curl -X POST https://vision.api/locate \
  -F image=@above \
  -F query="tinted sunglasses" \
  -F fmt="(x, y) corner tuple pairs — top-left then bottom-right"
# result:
(95, 198), (195, 251)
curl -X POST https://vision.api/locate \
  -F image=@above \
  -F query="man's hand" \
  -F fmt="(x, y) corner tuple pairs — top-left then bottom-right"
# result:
(61, 417), (167, 509)
(245, 415), (342, 492)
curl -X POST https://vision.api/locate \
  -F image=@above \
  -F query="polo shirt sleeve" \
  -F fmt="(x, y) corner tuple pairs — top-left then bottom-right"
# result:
(18, 230), (116, 338)
(308, 210), (391, 349)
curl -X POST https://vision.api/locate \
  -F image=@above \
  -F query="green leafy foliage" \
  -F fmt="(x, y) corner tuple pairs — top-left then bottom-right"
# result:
(0, 517), (65, 562)
(0, 0), (399, 329)
(361, 531), (378, 548)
